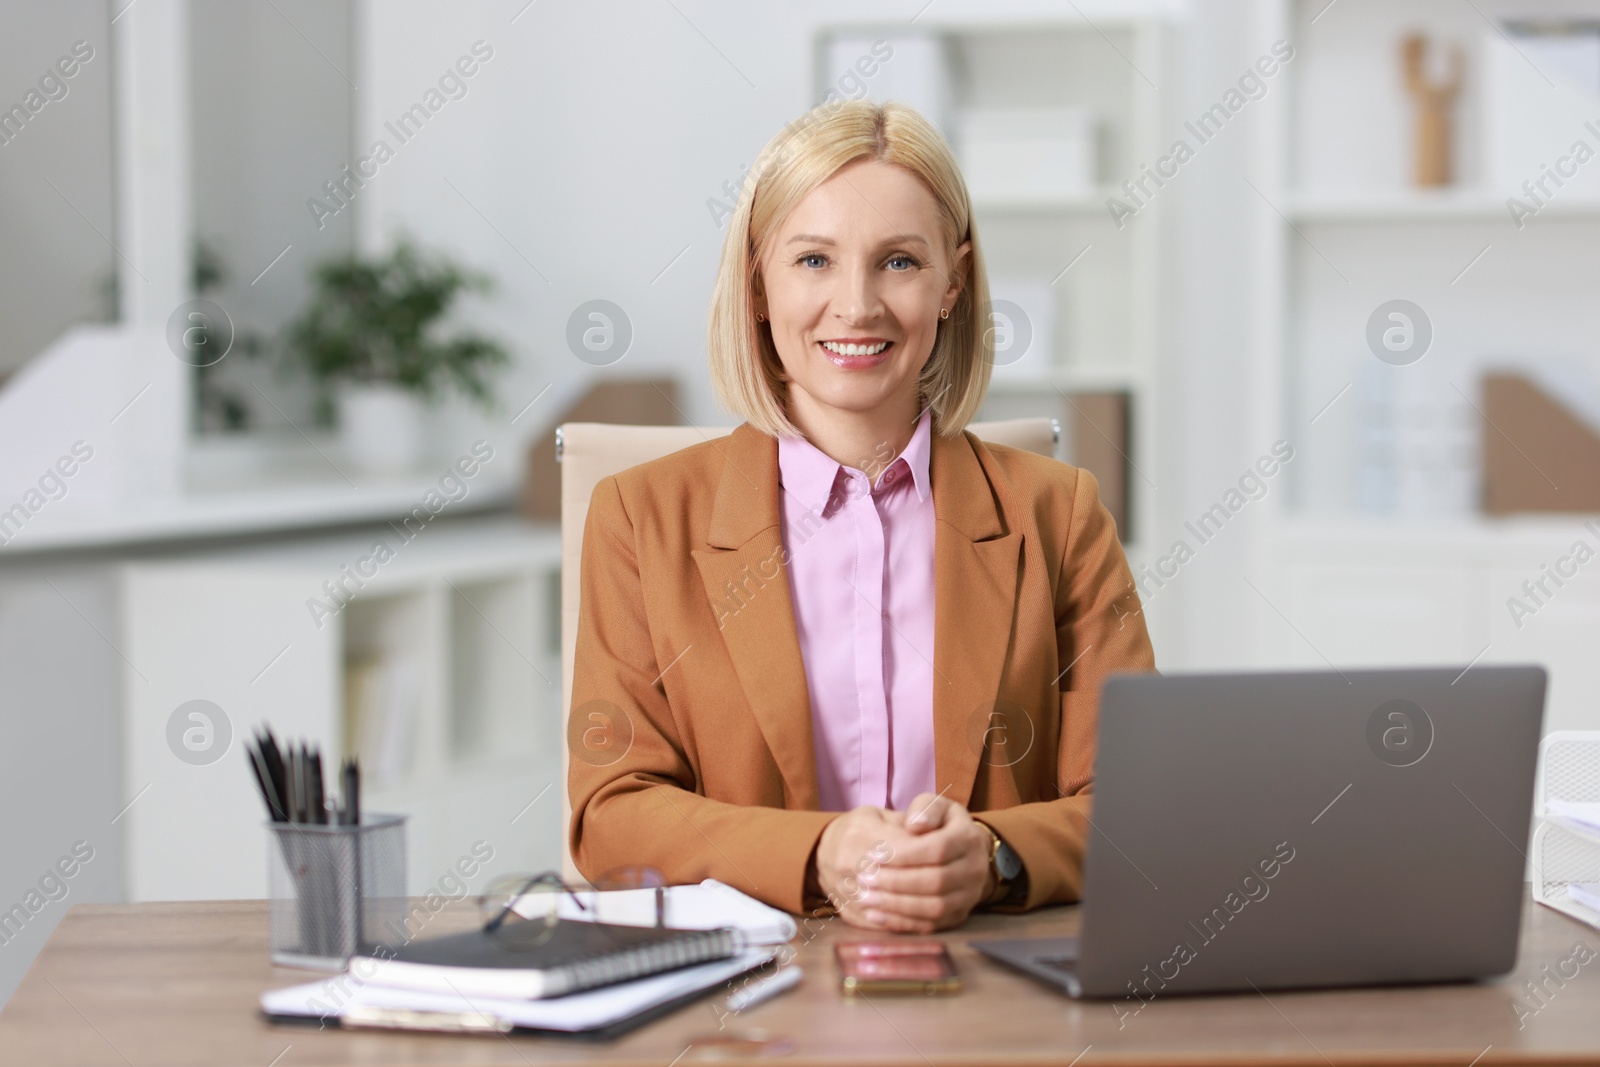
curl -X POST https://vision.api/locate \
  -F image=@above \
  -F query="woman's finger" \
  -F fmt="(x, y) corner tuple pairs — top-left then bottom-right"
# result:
(857, 887), (946, 921)
(859, 861), (957, 896)
(904, 792), (951, 831)
(860, 906), (936, 934)
(877, 822), (971, 867)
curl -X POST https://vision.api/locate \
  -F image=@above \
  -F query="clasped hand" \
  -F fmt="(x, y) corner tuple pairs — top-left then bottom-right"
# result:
(806, 793), (994, 933)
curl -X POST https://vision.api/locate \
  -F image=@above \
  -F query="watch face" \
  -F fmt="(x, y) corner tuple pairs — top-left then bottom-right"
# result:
(995, 841), (1023, 882)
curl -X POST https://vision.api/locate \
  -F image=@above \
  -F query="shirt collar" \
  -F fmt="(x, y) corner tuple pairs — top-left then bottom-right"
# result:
(898, 405), (933, 502)
(777, 406), (933, 516)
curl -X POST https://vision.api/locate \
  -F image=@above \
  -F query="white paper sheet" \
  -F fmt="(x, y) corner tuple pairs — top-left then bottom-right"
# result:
(1568, 882), (1600, 914)
(1548, 799), (1600, 840)
(261, 947), (777, 1033)
(517, 878), (797, 945)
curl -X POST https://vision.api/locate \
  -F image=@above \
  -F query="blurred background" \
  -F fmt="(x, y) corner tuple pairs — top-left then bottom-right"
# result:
(3, 0), (1598, 1005)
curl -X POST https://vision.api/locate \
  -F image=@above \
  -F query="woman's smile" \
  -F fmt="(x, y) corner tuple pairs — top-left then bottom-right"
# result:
(819, 338), (894, 369)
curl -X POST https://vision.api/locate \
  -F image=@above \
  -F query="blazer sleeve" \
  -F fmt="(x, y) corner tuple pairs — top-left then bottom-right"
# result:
(972, 466), (1156, 910)
(567, 475), (836, 914)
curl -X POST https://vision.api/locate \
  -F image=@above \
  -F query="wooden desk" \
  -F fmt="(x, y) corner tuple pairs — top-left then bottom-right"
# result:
(3, 891), (1599, 1066)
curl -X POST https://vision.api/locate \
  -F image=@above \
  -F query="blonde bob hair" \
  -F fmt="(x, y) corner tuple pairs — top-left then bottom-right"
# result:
(707, 99), (993, 440)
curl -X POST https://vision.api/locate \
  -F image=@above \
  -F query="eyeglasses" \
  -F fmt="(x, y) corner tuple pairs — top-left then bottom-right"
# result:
(477, 866), (668, 947)
(480, 872), (587, 934)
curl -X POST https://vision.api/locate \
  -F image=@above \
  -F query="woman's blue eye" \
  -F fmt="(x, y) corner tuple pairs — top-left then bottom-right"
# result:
(796, 253), (919, 270)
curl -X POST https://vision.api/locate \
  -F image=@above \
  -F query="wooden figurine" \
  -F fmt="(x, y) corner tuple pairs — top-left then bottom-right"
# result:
(1401, 34), (1465, 187)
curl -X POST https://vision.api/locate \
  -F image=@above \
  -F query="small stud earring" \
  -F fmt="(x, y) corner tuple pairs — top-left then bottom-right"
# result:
(939, 308), (949, 320)
(756, 312), (765, 322)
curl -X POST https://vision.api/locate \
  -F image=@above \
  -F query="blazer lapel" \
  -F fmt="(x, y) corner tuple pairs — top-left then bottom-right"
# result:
(931, 430), (1021, 808)
(691, 422), (1021, 813)
(691, 424), (820, 808)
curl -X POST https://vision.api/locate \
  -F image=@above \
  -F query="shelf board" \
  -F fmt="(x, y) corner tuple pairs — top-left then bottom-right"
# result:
(1278, 512), (1600, 534)
(1270, 513), (1600, 559)
(808, 0), (1181, 31)
(0, 451), (527, 556)
(1285, 189), (1600, 223)
(989, 365), (1148, 392)
(972, 188), (1116, 215)
(120, 514), (562, 590)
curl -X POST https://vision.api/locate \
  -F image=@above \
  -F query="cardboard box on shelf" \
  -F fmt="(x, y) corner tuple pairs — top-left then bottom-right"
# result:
(1481, 371), (1600, 514)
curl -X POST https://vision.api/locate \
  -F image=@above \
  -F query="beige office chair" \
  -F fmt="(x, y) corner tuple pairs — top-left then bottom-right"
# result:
(554, 417), (1058, 880)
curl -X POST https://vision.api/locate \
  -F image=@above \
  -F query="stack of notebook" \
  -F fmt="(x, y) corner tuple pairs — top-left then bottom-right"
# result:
(260, 879), (792, 1037)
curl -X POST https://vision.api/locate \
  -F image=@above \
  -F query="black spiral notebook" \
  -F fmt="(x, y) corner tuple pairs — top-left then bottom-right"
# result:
(355, 920), (741, 1000)
(260, 948), (775, 1039)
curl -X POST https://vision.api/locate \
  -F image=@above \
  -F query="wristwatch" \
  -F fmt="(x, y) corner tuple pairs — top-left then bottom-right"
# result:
(979, 821), (1025, 906)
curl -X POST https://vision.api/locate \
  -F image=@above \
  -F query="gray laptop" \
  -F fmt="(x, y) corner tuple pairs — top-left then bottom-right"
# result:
(972, 665), (1547, 1000)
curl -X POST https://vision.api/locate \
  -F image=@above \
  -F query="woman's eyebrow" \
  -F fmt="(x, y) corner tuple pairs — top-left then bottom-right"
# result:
(786, 233), (930, 248)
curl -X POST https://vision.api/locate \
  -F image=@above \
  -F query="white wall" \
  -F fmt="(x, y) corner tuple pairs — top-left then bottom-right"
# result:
(0, 1), (116, 375)
(188, 0), (358, 429)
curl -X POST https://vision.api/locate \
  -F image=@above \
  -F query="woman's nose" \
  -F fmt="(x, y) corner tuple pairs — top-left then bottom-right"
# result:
(831, 261), (885, 325)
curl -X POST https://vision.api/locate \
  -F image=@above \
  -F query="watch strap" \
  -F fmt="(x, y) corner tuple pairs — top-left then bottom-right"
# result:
(978, 821), (1013, 906)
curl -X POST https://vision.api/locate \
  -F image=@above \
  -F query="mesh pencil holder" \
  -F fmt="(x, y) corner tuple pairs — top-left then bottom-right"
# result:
(1531, 731), (1600, 931)
(267, 814), (407, 970)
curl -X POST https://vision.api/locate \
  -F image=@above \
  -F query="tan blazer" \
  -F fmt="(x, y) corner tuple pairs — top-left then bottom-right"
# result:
(568, 421), (1156, 914)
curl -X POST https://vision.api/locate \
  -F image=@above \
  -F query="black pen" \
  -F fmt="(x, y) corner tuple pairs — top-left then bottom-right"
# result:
(293, 744), (307, 824)
(319, 750), (330, 825)
(268, 729), (293, 824)
(342, 758), (360, 826)
(263, 737), (288, 822)
(260, 727), (288, 819)
(246, 741), (285, 822)
(306, 745), (321, 824)
(311, 748), (326, 824)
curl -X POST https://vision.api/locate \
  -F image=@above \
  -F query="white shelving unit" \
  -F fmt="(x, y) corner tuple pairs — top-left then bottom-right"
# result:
(1248, 0), (1600, 735)
(809, 4), (1178, 555)
(1286, 189), (1600, 222)
(120, 514), (563, 901)
(970, 187), (1127, 214)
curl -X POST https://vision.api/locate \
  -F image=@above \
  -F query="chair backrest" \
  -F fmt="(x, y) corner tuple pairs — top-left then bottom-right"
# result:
(555, 417), (1057, 880)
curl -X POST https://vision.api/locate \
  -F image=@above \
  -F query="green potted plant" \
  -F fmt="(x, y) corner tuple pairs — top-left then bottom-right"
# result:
(285, 237), (510, 474)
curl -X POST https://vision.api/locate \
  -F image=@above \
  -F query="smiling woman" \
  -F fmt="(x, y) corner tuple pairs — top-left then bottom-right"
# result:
(567, 99), (1156, 935)
(709, 101), (986, 455)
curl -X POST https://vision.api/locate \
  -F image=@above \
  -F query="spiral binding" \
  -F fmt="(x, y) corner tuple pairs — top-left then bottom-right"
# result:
(544, 927), (742, 998)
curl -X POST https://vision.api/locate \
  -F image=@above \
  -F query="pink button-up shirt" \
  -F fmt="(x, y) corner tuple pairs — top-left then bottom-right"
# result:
(776, 407), (937, 813)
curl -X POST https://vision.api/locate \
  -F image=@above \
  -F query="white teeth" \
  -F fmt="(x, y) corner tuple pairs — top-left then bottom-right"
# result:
(821, 340), (889, 357)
